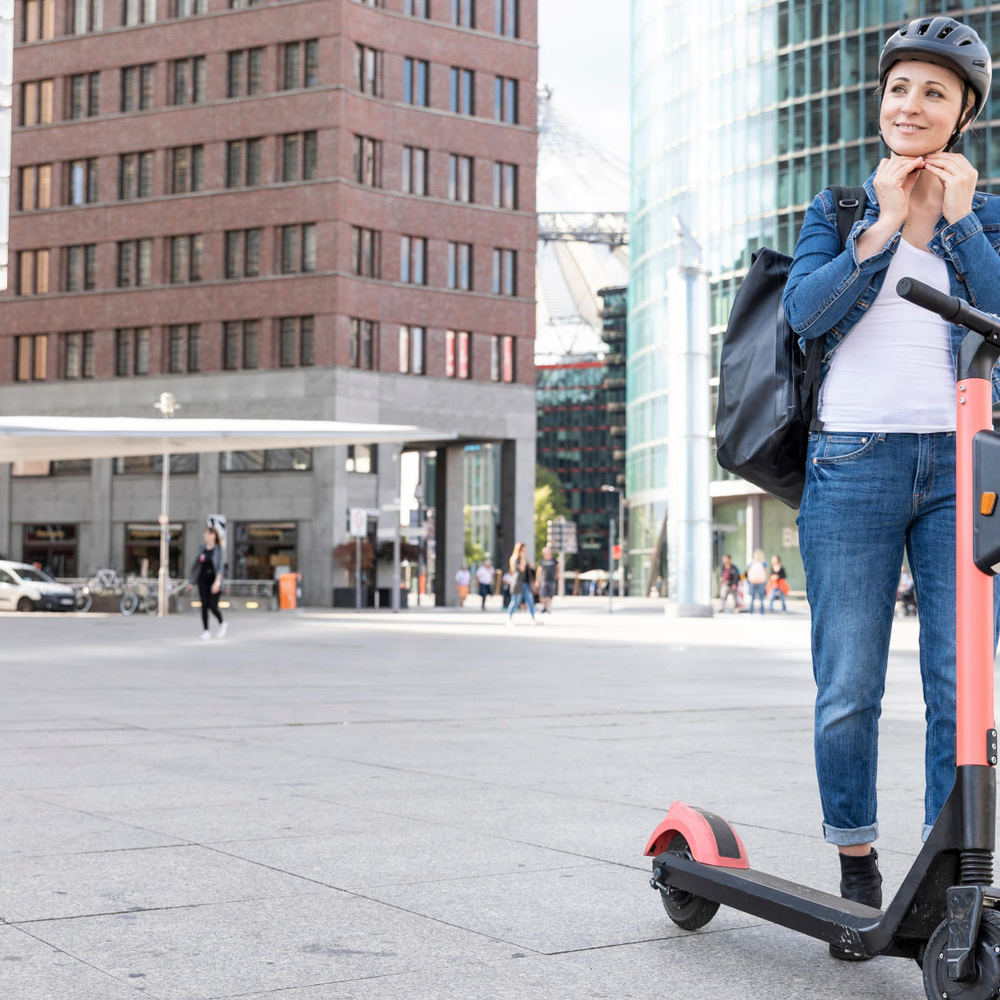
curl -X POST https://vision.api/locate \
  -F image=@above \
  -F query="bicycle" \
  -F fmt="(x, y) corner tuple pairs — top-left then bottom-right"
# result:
(120, 579), (159, 616)
(73, 568), (125, 613)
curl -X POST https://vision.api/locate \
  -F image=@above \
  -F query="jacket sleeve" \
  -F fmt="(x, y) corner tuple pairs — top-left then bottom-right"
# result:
(188, 549), (201, 585)
(783, 190), (902, 339)
(213, 546), (226, 582)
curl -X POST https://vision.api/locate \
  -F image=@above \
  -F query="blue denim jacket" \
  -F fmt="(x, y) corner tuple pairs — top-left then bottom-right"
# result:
(782, 170), (1000, 399)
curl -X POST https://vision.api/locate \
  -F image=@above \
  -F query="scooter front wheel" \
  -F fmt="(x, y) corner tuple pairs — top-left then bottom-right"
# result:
(922, 911), (1000, 999)
(657, 835), (721, 931)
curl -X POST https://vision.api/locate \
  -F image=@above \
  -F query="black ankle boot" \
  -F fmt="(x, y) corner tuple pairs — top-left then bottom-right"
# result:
(829, 849), (882, 961)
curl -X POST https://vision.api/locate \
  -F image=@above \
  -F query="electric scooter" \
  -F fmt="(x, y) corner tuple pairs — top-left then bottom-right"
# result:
(646, 277), (1000, 998)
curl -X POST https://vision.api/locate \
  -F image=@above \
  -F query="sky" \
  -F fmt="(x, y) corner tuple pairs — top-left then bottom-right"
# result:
(537, 0), (632, 170)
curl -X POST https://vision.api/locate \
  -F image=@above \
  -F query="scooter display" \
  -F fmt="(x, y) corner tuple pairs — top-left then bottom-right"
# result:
(646, 277), (1000, 998)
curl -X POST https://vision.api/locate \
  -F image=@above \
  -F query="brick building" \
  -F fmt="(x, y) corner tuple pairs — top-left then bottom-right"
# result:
(0, 0), (537, 605)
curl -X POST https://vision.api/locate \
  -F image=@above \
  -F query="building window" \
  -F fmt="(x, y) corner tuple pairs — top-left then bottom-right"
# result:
(226, 138), (263, 188)
(494, 75), (518, 123)
(65, 244), (97, 291)
(450, 67), (474, 114)
(354, 44), (383, 96)
(400, 235), (427, 285)
(15, 335), (47, 381)
(227, 0), (263, 8)
(492, 161), (518, 209)
(224, 228), (261, 278)
(170, 56), (206, 105)
(21, 79), (54, 125)
(169, 145), (203, 194)
(403, 57), (429, 106)
(398, 325), (425, 375)
(116, 456), (196, 475)
(447, 153), (474, 202)
(350, 318), (377, 369)
(169, 234), (203, 283)
(491, 334), (514, 382)
(221, 452), (311, 473)
(346, 444), (377, 473)
(122, 0), (155, 25)
(67, 158), (99, 205)
(279, 224), (316, 274)
(451, 0), (474, 27)
(223, 320), (259, 371)
(17, 249), (49, 295)
(227, 48), (264, 98)
(23, 0), (55, 41)
(68, 72), (100, 119)
(172, 0), (205, 15)
(116, 327), (150, 376)
(446, 330), (470, 379)
(120, 64), (154, 111)
(491, 247), (516, 295)
(19, 164), (52, 210)
(69, 0), (102, 32)
(404, 0), (427, 15)
(119, 150), (153, 199)
(496, 0), (518, 36)
(282, 39), (318, 90)
(242, 320), (259, 368)
(283, 131), (318, 182)
(275, 315), (314, 367)
(116, 239), (151, 287)
(63, 331), (95, 379)
(351, 226), (381, 278)
(402, 145), (428, 195)
(447, 242), (472, 290)
(352, 135), (381, 187)
(167, 324), (198, 373)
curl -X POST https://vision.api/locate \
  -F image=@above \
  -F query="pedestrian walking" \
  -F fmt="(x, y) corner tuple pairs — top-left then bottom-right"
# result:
(475, 560), (493, 611)
(718, 554), (742, 612)
(767, 555), (789, 613)
(782, 15), (1000, 955)
(188, 525), (226, 641)
(746, 548), (768, 614)
(538, 546), (558, 613)
(506, 542), (540, 625)
(454, 564), (471, 606)
(501, 568), (512, 608)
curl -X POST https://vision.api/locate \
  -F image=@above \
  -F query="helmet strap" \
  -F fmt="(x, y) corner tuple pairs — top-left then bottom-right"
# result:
(945, 81), (974, 152)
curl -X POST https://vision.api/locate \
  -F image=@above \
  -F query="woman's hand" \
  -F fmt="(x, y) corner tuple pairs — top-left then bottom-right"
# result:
(871, 156), (924, 228)
(211, 580), (221, 595)
(921, 152), (978, 224)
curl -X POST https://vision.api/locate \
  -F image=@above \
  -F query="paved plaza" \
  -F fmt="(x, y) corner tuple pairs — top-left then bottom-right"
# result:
(0, 602), (947, 998)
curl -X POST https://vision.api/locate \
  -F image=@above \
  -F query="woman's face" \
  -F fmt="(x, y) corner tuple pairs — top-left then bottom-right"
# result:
(880, 59), (968, 156)
(204, 529), (214, 546)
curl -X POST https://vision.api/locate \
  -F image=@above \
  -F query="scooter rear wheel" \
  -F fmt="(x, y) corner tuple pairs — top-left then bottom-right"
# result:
(922, 911), (1000, 999)
(658, 835), (721, 931)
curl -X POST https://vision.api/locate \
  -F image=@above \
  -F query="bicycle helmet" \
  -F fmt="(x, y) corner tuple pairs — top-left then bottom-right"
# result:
(878, 16), (992, 150)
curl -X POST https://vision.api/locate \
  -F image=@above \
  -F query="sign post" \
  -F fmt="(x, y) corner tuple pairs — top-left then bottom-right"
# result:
(349, 507), (367, 610)
(546, 517), (577, 597)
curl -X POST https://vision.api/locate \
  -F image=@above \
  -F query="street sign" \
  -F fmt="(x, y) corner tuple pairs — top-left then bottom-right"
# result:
(348, 507), (368, 537)
(547, 518), (578, 554)
(613, 544), (622, 560)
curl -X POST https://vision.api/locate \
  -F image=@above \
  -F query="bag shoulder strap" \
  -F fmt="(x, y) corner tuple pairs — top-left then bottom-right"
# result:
(803, 185), (868, 429)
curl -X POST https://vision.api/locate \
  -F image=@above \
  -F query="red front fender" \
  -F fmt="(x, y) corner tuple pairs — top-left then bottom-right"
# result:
(644, 801), (750, 869)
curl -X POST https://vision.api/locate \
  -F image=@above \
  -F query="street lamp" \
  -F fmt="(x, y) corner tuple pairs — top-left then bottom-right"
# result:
(153, 392), (179, 618)
(601, 484), (625, 613)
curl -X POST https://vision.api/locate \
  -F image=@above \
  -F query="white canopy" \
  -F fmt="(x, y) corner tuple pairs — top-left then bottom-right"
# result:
(0, 416), (455, 463)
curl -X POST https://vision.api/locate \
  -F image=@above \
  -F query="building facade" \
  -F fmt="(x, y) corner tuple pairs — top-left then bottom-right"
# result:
(629, 0), (1000, 596)
(0, 0), (538, 604)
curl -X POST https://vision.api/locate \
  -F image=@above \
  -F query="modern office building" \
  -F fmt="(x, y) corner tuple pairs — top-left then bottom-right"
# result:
(0, 0), (538, 605)
(629, 0), (1000, 596)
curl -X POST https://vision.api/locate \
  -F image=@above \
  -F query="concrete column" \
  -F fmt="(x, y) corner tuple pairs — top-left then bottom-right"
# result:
(196, 450), (221, 571)
(434, 444), (465, 607)
(307, 445), (337, 606)
(89, 459), (113, 572)
(746, 495), (762, 568)
(499, 436), (536, 566)
(0, 464), (11, 559)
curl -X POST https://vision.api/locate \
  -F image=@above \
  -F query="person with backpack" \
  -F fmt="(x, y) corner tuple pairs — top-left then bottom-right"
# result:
(781, 17), (1000, 959)
(745, 549), (768, 614)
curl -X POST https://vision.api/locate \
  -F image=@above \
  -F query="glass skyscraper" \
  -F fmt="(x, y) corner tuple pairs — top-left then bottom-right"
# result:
(628, 0), (1000, 595)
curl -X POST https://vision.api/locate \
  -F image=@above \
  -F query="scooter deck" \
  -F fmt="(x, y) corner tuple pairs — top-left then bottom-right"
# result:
(654, 853), (881, 948)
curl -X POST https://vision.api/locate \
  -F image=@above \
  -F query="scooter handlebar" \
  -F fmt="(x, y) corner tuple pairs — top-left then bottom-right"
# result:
(896, 277), (1000, 343)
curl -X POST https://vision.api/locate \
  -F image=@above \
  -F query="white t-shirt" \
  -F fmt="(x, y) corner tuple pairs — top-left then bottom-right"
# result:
(475, 566), (492, 585)
(819, 239), (955, 433)
(455, 568), (471, 586)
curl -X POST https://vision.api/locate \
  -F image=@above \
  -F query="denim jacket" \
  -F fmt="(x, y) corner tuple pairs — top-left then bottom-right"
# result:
(782, 169), (1000, 400)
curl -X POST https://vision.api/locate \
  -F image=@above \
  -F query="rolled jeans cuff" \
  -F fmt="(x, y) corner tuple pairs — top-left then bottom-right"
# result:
(822, 821), (878, 847)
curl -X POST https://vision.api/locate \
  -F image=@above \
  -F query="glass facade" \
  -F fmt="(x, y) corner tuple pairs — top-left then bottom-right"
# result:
(629, 0), (1000, 595)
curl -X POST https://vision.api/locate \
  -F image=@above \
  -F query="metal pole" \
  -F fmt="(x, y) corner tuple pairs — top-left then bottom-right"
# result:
(608, 517), (615, 614)
(158, 444), (170, 617)
(618, 490), (625, 597)
(392, 504), (401, 613)
(355, 535), (362, 610)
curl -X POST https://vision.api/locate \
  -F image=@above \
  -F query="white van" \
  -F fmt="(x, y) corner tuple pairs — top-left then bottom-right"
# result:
(0, 560), (77, 612)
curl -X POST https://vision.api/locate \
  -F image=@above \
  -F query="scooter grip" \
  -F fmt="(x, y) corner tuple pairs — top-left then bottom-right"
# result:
(896, 277), (962, 322)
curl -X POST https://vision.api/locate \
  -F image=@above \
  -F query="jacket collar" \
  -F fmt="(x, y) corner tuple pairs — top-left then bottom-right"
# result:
(862, 167), (987, 211)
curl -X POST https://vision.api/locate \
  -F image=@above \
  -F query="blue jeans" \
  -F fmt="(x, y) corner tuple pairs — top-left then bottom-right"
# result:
(798, 431), (1000, 846)
(749, 582), (766, 613)
(507, 584), (536, 619)
(769, 587), (787, 612)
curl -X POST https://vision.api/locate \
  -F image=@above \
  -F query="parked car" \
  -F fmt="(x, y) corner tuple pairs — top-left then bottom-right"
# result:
(0, 560), (77, 612)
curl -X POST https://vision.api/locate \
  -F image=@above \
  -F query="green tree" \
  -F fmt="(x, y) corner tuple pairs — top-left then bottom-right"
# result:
(463, 504), (486, 567)
(535, 465), (570, 558)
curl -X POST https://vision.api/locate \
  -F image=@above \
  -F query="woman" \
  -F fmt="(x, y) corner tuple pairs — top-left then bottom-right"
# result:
(783, 16), (1000, 957)
(506, 542), (540, 625)
(188, 525), (226, 640)
(766, 555), (788, 613)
